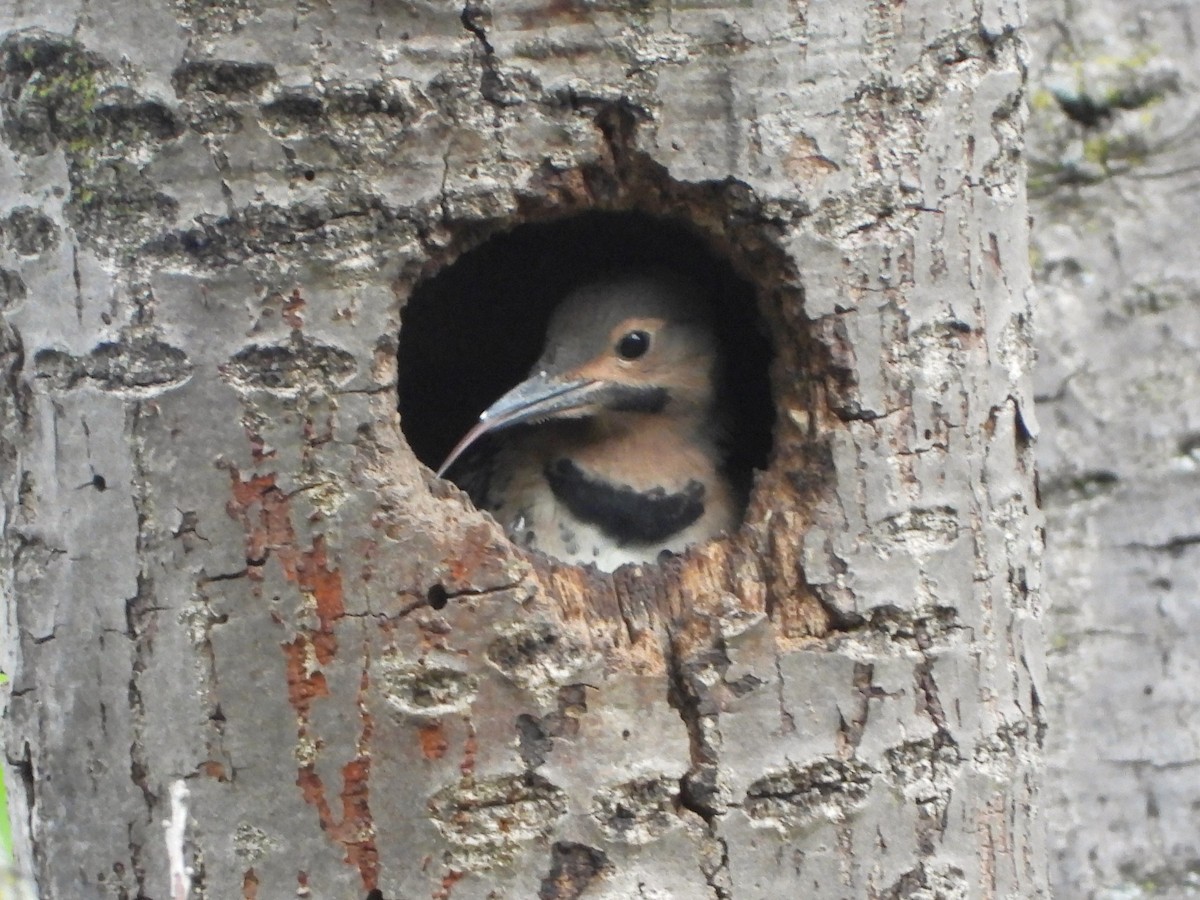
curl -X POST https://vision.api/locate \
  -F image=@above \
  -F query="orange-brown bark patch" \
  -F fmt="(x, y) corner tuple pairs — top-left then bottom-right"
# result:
(419, 722), (449, 760)
(296, 534), (346, 633)
(227, 472), (293, 577)
(296, 765), (330, 820)
(294, 676), (379, 890)
(242, 868), (259, 899)
(433, 869), (464, 900)
(226, 460), (368, 885)
(443, 524), (504, 586)
(282, 637), (330, 717)
(334, 756), (379, 890)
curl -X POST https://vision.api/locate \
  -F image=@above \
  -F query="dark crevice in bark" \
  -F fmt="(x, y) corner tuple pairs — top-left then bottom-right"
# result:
(908, 618), (962, 862)
(837, 662), (878, 753)
(439, 579), (523, 603)
(537, 842), (610, 900)
(126, 573), (159, 806)
(199, 568), (247, 583)
(9, 741), (39, 880)
(459, 1), (494, 55)
(914, 659), (948, 734)
(663, 624), (733, 898)
(818, 604), (965, 651)
(594, 103), (646, 171)
(127, 821), (149, 900)
(665, 627), (725, 825)
(1030, 682), (1048, 748)
(700, 835), (733, 900)
(1039, 468), (1119, 500)
(516, 713), (552, 770)
(426, 582), (449, 609)
(459, 0), (526, 108)
(334, 383), (395, 397)
(71, 244), (84, 324)
(1, 319), (30, 431)
(1125, 534), (1200, 555)
(124, 399), (165, 900)
(195, 578), (233, 781)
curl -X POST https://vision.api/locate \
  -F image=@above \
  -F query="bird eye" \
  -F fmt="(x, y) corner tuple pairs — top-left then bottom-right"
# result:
(616, 330), (651, 360)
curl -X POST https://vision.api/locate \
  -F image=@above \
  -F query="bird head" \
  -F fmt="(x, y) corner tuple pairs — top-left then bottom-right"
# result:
(436, 272), (719, 477)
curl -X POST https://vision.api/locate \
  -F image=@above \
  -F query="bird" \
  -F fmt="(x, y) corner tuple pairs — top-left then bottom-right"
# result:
(436, 271), (741, 572)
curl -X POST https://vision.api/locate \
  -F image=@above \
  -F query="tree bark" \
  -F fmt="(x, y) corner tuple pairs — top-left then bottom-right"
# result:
(1027, 2), (1200, 896)
(0, 1), (1044, 898)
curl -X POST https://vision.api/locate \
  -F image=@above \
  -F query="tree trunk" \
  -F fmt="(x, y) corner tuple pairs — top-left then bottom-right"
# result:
(1, 1), (1044, 898)
(1027, 2), (1200, 896)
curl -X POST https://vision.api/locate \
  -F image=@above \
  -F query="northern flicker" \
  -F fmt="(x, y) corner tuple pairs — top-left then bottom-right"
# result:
(437, 272), (739, 571)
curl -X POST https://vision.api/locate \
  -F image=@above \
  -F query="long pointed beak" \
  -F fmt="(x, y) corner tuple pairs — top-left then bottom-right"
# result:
(435, 373), (601, 477)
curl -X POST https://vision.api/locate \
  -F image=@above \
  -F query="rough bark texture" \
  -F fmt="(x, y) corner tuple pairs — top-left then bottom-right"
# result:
(0, 1), (1043, 898)
(1027, 3), (1200, 897)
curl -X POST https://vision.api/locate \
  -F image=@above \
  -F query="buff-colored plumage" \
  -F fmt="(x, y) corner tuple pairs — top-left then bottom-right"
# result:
(439, 272), (739, 571)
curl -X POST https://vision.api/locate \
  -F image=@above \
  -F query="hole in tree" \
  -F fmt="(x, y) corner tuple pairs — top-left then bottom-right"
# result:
(426, 583), (449, 610)
(398, 210), (774, 567)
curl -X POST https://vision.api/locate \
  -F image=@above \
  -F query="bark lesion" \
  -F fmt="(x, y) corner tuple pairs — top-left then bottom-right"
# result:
(537, 841), (611, 900)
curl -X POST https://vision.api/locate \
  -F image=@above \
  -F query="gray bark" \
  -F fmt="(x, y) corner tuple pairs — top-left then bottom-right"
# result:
(0, 1), (1044, 898)
(1027, 2), (1200, 897)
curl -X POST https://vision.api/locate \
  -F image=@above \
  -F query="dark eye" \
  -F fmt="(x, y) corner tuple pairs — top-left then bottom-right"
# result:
(616, 330), (650, 360)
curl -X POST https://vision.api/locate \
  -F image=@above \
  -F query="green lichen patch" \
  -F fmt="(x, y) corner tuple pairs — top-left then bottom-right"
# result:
(0, 30), (182, 157)
(1, 30), (104, 155)
(1029, 46), (1184, 197)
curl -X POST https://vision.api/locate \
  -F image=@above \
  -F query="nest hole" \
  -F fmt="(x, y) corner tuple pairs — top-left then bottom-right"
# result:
(398, 209), (775, 563)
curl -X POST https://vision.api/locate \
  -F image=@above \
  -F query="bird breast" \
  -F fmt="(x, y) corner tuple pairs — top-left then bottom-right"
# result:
(482, 416), (737, 571)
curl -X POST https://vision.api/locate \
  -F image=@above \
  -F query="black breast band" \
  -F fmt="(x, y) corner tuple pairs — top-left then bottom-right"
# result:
(544, 458), (705, 545)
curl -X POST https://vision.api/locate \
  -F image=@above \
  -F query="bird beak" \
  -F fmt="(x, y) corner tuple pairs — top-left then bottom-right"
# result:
(435, 372), (603, 477)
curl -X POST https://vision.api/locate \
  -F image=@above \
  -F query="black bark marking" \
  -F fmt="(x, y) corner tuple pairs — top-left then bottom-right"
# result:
(544, 458), (704, 545)
(538, 842), (609, 900)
